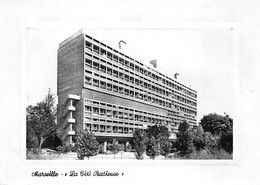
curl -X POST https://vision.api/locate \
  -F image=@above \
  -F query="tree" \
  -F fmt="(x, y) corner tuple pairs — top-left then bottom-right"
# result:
(26, 89), (57, 149)
(176, 120), (195, 156)
(146, 136), (160, 159)
(191, 125), (206, 151)
(145, 125), (171, 159)
(133, 129), (147, 159)
(74, 130), (99, 160)
(110, 139), (121, 159)
(200, 113), (233, 153)
(200, 113), (232, 135)
(160, 140), (172, 158)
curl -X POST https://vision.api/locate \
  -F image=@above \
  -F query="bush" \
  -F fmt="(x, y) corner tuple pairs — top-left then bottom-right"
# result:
(188, 149), (232, 159)
(106, 142), (113, 152)
(56, 146), (63, 152)
(74, 130), (99, 160)
(218, 131), (233, 154)
(63, 143), (75, 153)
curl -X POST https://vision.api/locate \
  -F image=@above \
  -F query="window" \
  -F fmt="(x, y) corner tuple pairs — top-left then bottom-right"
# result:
(100, 81), (106, 89)
(107, 83), (112, 91)
(85, 41), (92, 49)
(113, 85), (118, 92)
(100, 65), (106, 73)
(119, 87), (124, 94)
(93, 79), (99, 87)
(85, 59), (92, 67)
(119, 58), (124, 65)
(107, 67), (112, 75)
(92, 107), (99, 116)
(93, 45), (99, 53)
(93, 62), (99, 71)
(85, 77), (92, 85)
(101, 48), (106, 56)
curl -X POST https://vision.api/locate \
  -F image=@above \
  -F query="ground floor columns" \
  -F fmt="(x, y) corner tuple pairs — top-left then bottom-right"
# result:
(104, 141), (107, 153)
(125, 141), (129, 150)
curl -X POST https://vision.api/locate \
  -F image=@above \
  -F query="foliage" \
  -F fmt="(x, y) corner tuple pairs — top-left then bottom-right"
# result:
(74, 130), (99, 160)
(146, 136), (160, 159)
(191, 125), (206, 151)
(200, 113), (233, 153)
(200, 113), (233, 135)
(146, 125), (170, 141)
(145, 125), (171, 159)
(119, 143), (125, 152)
(56, 146), (63, 152)
(187, 148), (232, 159)
(175, 121), (195, 156)
(98, 143), (105, 154)
(63, 143), (75, 153)
(218, 130), (233, 153)
(133, 129), (147, 159)
(109, 139), (121, 159)
(160, 140), (172, 158)
(204, 132), (218, 151)
(26, 89), (57, 149)
(106, 142), (113, 152)
(26, 125), (37, 148)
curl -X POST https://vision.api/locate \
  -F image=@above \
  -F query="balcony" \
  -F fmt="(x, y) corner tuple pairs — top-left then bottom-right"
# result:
(68, 94), (80, 100)
(67, 118), (76, 124)
(67, 105), (76, 111)
(68, 131), (75, 135)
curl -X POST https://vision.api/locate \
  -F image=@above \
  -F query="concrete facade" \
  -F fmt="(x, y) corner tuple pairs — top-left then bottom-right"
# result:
(57, 29), (197, 146)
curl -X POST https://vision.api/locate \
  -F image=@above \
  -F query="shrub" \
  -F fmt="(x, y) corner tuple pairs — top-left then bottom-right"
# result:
(218, 131), (233, 154)
(74, 130), (99, 160)
(106, 142), (113, 152)
(63, 143), (75, 153)
(56, 146), (63, 152)
(188, 148), (232, 159)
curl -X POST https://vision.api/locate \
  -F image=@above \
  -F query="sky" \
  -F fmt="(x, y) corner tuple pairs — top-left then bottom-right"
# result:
(26, 27), (236, 122)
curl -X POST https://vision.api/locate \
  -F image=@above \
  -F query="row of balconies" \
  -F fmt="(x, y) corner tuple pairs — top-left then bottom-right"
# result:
(85, 59), (173, 98)
(84, 98), (172, 120)
(84, 69), (174, 105)
(64, 94), (80, 137)
(85, 123), (137, 134)
(85, 77), (173, 108)
(85, 107), (171, 120)
(84, 43), (197, 99)
(84, 112), (168, 124)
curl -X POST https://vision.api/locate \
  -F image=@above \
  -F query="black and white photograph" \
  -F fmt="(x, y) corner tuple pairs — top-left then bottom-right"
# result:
(0, 0), (260, 185)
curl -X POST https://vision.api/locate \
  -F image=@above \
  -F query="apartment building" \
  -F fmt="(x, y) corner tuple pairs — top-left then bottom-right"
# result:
(57, 29), (197, 146)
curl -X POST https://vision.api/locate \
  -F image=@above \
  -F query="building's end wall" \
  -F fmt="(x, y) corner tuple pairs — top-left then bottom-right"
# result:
(57, 34), (84, 145)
